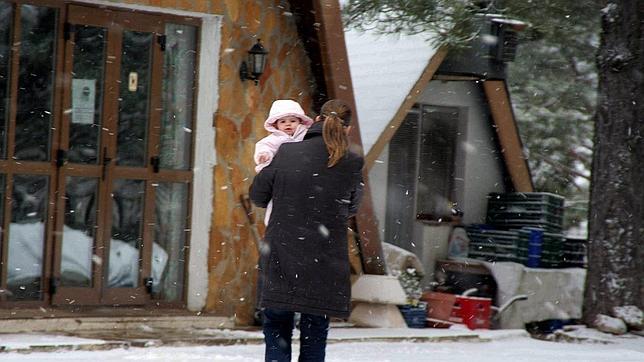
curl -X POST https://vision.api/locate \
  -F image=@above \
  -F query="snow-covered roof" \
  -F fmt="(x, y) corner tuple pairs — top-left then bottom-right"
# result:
(344, 28), (439, 154)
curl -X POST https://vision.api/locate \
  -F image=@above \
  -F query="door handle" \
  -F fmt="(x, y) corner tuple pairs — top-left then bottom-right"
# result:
(144, 277), (154, 294)
(102, 147), (112, 180)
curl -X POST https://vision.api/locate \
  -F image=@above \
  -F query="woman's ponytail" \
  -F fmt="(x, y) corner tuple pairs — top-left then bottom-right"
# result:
(320, 100), (352, 167)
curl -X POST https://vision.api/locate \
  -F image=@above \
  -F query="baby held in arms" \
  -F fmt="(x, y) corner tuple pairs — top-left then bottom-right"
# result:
(253, 99), (313, 224)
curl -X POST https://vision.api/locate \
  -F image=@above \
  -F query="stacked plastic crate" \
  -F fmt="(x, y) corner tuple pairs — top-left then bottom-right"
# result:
(465, 226), (518, 263)
(515, 229), (565, 268)
(486, 192), (565, 233)
(481, 193), (567, 268)
(563, 237), (587, 268)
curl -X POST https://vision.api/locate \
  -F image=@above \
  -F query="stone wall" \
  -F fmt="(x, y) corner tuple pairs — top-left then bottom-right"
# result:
(123, 0), (319, 324)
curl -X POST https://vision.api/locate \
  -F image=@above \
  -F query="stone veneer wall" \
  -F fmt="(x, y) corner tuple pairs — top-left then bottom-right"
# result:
(121, 0), (319, 324)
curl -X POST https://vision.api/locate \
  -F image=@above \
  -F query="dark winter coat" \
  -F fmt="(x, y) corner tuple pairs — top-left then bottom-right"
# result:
(249, 121), (364, 318)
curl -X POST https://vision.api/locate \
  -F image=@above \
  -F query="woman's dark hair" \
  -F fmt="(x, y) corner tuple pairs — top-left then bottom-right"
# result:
(320, 99), (352, 167)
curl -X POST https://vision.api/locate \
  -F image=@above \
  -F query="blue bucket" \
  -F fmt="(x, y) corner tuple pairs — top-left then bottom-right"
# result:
(399, 305), (427, 328)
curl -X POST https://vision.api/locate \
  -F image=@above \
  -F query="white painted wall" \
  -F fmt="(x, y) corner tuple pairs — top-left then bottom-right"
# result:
(417, 80), (507, 224)
(367, 80), (508, 280)
(188, 15), (221, 312)
(368, 145), (389, 243)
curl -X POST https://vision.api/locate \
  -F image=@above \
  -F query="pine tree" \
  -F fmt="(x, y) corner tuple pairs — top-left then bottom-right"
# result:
(583, 0), (644, 321)
(343, 0), (600, 231)
(344, 0), (644, 320)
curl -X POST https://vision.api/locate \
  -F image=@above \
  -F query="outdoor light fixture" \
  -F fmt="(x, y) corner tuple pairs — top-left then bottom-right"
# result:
(239, 39), (268, 85)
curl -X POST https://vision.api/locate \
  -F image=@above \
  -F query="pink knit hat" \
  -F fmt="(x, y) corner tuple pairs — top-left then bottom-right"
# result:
(264, 99), (314, 131)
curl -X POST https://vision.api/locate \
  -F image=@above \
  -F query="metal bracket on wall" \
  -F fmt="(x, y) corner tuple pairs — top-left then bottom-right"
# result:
(150, 156), (160, 173)
(56, 149), (67, 168)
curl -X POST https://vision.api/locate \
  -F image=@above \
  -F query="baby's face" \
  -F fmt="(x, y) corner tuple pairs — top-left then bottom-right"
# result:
(275, 116), (301, 136)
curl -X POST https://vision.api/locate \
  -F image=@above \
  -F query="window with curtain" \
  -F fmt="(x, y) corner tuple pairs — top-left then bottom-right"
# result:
(385, 105), (461, 250)
(416, 106), (460, 220)
(385, 110), (420, 251)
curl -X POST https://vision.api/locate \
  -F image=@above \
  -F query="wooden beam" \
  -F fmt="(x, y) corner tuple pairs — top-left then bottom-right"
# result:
(483, 80), (534, 192)
(364, 47), (448, 170)
(314, 0), (385, 274)
(432, 74), (480, 81)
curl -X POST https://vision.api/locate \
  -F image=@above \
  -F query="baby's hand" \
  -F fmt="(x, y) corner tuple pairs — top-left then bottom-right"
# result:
(257, 152), (271, 164)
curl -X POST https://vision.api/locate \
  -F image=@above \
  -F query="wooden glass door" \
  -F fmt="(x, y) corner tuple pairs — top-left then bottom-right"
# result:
(0, 1), (62, 306)
(51, 5), (163, 306)
(0, 1), (197, 309)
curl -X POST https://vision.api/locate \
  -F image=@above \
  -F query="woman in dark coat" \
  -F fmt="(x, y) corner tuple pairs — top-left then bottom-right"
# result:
(250, 99), (364, 362)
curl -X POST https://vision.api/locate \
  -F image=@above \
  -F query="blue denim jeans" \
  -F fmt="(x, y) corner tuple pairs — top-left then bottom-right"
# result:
(262, 308), (330, 362)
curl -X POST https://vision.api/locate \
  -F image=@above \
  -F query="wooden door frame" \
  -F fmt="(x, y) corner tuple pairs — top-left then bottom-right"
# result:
(101, 9), (165, 305)
(51, 4), (165, 306)
(1, 0), (200, 310)
(64, 0), (200, 310)
(0, 0), (65, 308)
(51, 8), (110, 304)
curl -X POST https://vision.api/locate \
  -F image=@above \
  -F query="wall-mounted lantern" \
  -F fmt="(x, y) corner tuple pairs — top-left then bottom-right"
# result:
(239, 39), (268, 85)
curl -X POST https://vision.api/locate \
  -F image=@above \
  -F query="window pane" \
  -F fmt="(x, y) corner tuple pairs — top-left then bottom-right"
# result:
(0, 2), (12, 159)
(385, 112), (419, 251)
(160, 24), (196, 170)
(0, 176), (4, 279)
(117, 31), (152, 167)
(153, 182), (188, 301)
(108, 179), (145, 288)
(14, 5), (57, 161)
(0, 174), (4, 223)
(7, 174), (49, 300)
(61, 176), (99, 287)
(69, 26), (107, 164)
(416, 106), (459, 217)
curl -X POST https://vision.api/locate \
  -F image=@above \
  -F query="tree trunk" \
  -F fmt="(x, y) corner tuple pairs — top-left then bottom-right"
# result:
(583, 0), (644, 324)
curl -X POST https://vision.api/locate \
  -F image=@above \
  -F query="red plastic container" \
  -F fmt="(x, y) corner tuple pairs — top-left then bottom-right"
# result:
(452, 296), (491, 330)
(421, 291), (456, 321)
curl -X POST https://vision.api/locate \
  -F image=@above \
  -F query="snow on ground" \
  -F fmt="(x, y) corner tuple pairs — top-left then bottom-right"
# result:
(0, 338), (642, 362)
(0, 334), (108, 350)
(0, 329), (642, 362)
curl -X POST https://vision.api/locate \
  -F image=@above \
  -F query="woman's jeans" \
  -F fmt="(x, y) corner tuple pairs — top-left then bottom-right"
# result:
(263, 308), (330, 362)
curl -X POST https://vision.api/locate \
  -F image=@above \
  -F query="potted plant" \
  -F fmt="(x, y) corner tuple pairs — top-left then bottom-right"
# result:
(396, 268), (427, 328)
